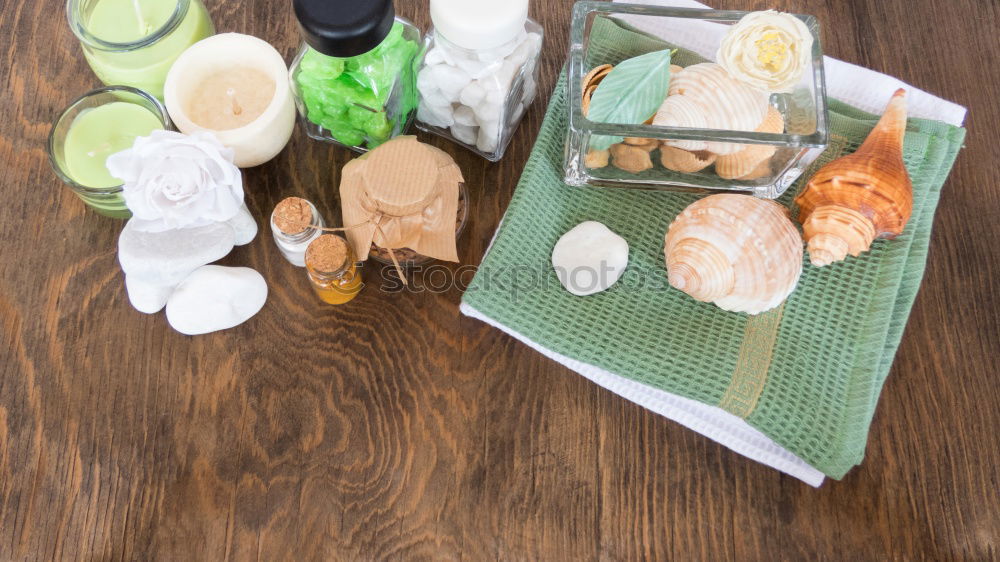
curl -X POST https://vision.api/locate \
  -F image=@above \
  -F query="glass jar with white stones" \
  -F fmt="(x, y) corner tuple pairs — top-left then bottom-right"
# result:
(414, 0), (544, 162)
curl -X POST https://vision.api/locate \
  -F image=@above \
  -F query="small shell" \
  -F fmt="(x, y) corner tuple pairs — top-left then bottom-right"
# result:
(623, 137), (658, 151)
(715, 106), (785, 179)
(661, 63), (771, 154)
(660, 146), (716, 173)
(665, 194), (803, 314)
(610, 143), (653, 174)
(738, 158), (772, 180)
(586, 149), (610, 169)
(581, 64), (614, 116)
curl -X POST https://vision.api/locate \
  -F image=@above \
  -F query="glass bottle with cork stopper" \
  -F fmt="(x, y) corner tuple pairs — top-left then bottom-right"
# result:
(271, 197), (326, 267)
(289, 0), (421, 152)
(415, 0), (543, 161)
(305, 234), (363, 305)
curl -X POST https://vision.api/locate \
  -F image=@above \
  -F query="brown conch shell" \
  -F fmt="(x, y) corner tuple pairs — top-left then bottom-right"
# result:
(715, 106), (785, 179)
(660, 146), (716, 173)
(665, 194), (803, 314)
(794, 89), (913, 267)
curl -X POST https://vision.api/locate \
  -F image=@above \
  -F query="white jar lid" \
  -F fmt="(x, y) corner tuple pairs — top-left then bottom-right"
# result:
(430, 0), (529, 51)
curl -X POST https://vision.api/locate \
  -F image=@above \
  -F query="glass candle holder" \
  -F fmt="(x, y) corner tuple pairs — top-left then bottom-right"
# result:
(564, 2), (829, 198)
(47, 86), (171, 219)
(67, 0), (215, 100)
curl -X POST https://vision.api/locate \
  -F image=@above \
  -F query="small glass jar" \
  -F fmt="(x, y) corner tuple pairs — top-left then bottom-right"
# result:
(415, 0), (544, 161)
(271, 197), (326, 267)
(289, 0), (421, 153)
(369, 183), (469, 268)
(305, 235), (363, 305)
(47, 86), (171, 219)
(66, 0), (215, 101)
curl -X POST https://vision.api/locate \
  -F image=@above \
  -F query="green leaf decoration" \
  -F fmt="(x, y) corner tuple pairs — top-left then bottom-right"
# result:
(587, 49), (673, 151)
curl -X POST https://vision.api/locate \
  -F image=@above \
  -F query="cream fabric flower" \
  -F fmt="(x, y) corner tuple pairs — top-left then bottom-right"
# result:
(107, 131), (244, 233)
(717, 10), (814, 93)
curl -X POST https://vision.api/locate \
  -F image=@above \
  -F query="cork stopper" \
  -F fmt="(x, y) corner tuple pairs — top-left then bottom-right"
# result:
(273, 197), (314, 235)
(306, 234), (350, 272)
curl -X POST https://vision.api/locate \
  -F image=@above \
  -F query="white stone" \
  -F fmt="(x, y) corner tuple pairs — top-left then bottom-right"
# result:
(417, 68), (439, 97)
(450, 124), (478, 145)
(125, 275), (174, 314)
(453, 105), (478, 127)
(417, 101), (454, 128)
(552, 221), (630, 297)
(424, 47), (452, 66)
(118, 220), (236, 287)
(479, 119), (501, 142)
(166, 265), (268, 336)
(476, 127), (499, 154)
(431, 64), (470, 102)
(227, 205), (258, 246)
(459, 81), (486, 108)
(473, 97), (501, 123)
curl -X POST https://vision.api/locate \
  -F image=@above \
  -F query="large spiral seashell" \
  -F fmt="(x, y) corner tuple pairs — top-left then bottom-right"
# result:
(655, 63), (771, 155)
(794, 89), (913, 267)
(665, 194), (803, 314)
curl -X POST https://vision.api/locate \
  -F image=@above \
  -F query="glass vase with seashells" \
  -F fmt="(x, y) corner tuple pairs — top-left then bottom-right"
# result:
(564, 2), (830, 198)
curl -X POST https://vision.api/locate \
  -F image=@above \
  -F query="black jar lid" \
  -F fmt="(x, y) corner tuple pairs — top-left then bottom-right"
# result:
(293, 0), (396, 58)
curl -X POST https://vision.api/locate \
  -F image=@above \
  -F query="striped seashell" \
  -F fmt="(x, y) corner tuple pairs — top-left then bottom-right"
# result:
(665, 194), (803, 314)
(659, 146), (716, 173)
(660, 63), (771, 154)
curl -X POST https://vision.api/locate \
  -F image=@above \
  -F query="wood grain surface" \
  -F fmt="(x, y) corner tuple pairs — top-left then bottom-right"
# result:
(1, 0), (998, 560)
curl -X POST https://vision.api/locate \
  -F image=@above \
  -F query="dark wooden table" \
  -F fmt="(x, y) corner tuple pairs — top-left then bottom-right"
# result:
(2, 0), (998, 559)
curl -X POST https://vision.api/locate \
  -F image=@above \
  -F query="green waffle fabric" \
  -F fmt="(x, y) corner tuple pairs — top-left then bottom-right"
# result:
(460, 18), (966, 479)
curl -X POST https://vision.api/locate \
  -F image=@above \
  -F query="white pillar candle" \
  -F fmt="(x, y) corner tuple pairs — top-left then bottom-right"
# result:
(164, 33), (295, 168)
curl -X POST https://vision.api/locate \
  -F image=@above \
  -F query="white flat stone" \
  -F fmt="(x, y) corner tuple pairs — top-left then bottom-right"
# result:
(552, 221), (630, 297)
(124, 275), (174, 314)
(227, 205), (258, 246)
(118, 220), (236, 287)
(166, 265), (268, 336)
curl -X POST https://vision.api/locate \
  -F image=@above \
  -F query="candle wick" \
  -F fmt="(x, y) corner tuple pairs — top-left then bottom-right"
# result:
(132, 0), (149, 34)
(227, 87), (242, 116)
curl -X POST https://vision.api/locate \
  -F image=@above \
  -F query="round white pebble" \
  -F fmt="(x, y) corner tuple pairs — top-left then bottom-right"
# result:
(552, 221), (630, 297)
(166, 265), (268, 336)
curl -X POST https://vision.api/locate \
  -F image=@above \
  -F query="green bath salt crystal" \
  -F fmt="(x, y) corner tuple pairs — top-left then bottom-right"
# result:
(294, 22), (419, 149)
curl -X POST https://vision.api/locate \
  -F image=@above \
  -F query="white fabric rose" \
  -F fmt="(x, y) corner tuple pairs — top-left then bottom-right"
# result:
(717, 10), (813, 93)
(106, 131), (244, 233)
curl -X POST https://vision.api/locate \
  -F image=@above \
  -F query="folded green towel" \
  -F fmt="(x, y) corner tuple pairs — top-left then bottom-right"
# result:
(461, 19), (965, 480)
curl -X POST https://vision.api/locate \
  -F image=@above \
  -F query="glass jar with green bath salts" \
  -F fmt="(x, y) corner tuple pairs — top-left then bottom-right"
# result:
(290, 0), (421, 152)
(67, 0), (215, 101)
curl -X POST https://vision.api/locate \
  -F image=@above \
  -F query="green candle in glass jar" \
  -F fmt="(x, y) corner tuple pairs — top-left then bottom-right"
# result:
(48, 87), (171, 219)
(68, 0), (215, 100)
(63, 102), (163, 189)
